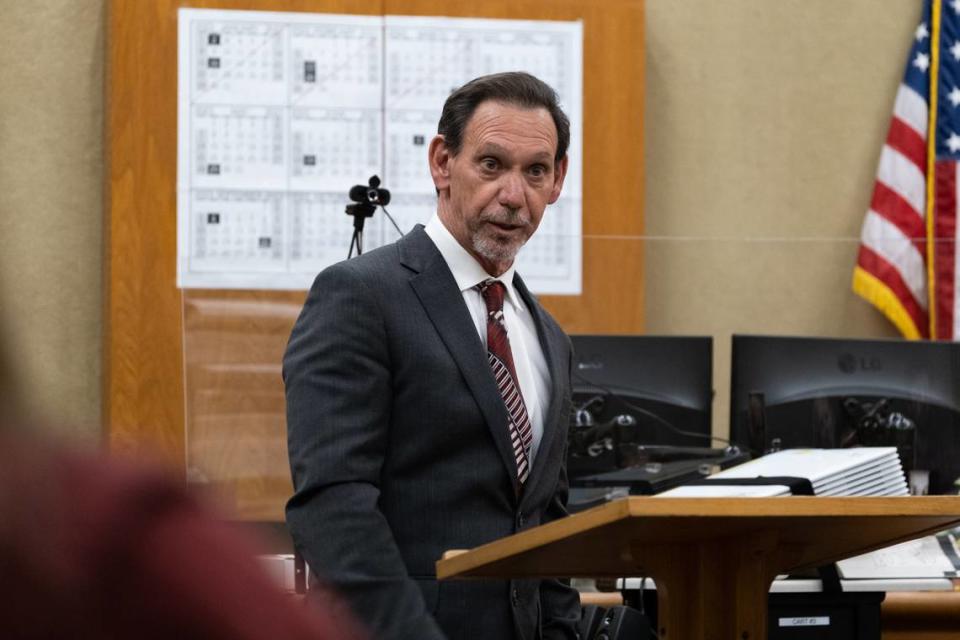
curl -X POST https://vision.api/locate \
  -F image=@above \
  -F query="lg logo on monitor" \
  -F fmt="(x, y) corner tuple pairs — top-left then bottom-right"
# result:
(837, 353), (883, 374)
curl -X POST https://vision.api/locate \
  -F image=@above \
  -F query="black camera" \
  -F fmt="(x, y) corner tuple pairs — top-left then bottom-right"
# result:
(346, 175), (391, 220)
(344, 175), (402, 258)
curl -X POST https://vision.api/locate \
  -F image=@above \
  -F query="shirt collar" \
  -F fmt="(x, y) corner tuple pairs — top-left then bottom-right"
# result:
(424, 213), (523, 310)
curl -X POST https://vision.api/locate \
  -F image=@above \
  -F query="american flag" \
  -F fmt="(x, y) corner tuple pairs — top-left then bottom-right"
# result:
(854, 0), (960, 340)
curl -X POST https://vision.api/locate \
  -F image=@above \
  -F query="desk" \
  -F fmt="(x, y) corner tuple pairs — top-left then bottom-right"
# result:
(882, 590), (960, 640)
(580, 585), (960, 639)
(438, 497), (960, 640)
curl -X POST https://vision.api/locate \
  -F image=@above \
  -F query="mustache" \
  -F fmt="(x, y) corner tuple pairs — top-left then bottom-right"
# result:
(480, 210), (531, 227)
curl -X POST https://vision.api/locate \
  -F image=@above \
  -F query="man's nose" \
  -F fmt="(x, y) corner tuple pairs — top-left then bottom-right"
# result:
(497, 171), (524, 210)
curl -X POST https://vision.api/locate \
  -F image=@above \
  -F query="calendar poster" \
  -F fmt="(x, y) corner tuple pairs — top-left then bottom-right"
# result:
(177, 9), (583, 293)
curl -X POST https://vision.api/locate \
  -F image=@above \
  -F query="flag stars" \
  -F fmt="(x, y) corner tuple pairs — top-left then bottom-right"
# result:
(953, 0), (960, 15)
(916, 22), (929, 42)
(913, 51), (931, 72)
(952, 40), (960, 62)
(947, 132), (960, 153)
(950, 87), (960, 107)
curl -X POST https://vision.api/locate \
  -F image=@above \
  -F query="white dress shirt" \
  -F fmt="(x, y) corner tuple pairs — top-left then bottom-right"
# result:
(424, 214), (551, 464)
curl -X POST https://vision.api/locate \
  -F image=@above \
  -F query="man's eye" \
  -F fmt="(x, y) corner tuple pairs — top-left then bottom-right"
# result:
(529, 165), (547, 178)
(480, 158), (499, 171)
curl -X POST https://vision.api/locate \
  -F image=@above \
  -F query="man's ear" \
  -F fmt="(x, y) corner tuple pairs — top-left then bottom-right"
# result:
(428, 135), (452, 191)
(547, 155), (569, 205)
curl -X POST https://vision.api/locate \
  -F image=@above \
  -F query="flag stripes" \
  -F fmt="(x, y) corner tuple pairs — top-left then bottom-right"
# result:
(934, 160), (957, 337)
(852, 0), (960, 339)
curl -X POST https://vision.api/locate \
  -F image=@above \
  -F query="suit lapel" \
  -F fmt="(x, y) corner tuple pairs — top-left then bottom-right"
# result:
(401, 227), (521, 488)
(513, 274), (567, 503)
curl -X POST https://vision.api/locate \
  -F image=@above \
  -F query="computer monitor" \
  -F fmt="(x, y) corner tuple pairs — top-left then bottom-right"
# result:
(730, 334), (960, 494)
(568, 335), (714, 478)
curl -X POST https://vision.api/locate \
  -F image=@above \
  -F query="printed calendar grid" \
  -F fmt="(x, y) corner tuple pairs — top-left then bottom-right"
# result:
(178, 8), (582, 293)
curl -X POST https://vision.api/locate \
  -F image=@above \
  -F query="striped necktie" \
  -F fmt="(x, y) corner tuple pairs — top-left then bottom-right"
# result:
(476, 279), (533, 484)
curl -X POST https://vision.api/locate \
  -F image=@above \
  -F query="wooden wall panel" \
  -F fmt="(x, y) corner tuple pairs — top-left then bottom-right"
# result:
(106, 0), (382, 464)
(182, 291), (303, 519)
(107, 0), (186, 462)
(106, 0), (644, 520)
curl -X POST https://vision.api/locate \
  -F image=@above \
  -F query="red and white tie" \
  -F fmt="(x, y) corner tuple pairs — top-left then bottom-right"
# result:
(476, 279), (533, 484)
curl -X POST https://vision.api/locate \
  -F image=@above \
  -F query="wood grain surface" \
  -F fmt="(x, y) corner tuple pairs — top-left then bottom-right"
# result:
(437, 496), (960, 579)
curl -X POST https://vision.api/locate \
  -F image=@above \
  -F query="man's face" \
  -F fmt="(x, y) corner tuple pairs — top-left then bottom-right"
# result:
(429, 100), (568, 276)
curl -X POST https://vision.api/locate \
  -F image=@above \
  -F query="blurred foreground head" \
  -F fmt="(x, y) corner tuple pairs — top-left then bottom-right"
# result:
(0, 294), (364, 639)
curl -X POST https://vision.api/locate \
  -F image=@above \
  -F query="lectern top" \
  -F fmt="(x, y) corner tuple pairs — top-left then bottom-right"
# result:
(438, 496), (960, 580)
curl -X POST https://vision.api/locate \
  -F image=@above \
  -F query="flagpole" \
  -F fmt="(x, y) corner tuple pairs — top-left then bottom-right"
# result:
(926, 0), (942, 339)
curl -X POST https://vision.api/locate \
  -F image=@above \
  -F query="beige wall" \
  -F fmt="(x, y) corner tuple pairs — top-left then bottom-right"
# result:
(0, 1), (923, 443)
(643, 1), (916, 437)
(0, 0), (105, 442)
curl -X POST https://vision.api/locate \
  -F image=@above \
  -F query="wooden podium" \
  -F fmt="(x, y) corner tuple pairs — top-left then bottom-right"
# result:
(437, 497), (960, 640)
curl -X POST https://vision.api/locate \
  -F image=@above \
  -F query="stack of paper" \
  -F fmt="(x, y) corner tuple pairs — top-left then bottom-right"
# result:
(658, 448), (909, 498)
(654, 449), (960, 581)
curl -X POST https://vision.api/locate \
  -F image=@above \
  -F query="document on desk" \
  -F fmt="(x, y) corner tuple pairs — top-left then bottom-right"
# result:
(837, 532), (960, 579)
(657, 484), (791, 497)
(657, 448), (909, 497)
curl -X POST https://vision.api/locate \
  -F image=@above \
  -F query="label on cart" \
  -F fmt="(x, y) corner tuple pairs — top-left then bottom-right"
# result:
(778, 616), (830, 627)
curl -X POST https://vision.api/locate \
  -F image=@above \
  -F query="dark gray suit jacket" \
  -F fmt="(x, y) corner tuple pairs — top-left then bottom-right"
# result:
(284, 225), (580, 640)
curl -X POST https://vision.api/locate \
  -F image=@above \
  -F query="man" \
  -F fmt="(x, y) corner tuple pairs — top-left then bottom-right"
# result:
(284, 72), (581, 640)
